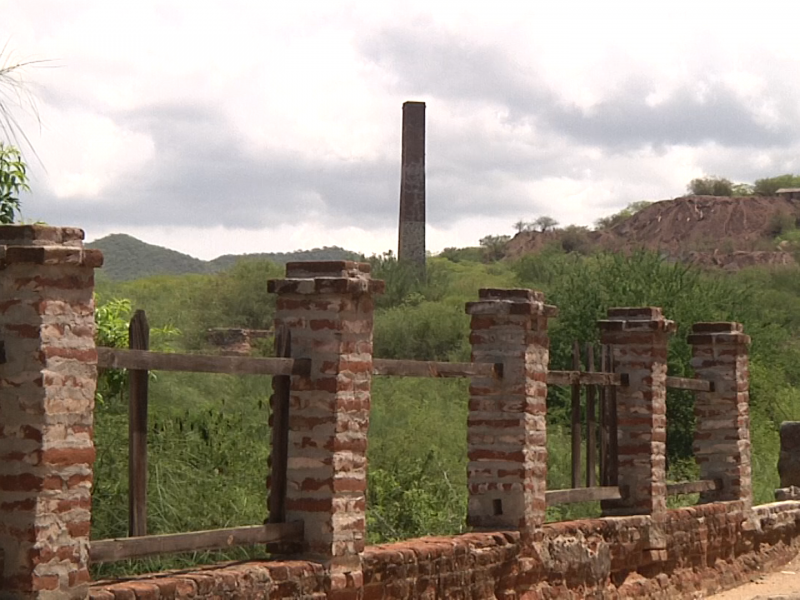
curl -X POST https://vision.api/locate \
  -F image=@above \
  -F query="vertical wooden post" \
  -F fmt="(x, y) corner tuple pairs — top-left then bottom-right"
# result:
(586, 344), (597, 488)
(268, 325), (291, 524)
(599, 345), (608, 486)
(571, 341), (582, 489)
(607, 348), (619, 487)
(128, 309), (150, 538)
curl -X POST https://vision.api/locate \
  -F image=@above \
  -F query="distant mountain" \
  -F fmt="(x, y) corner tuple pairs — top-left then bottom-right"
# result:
(87, 233), (363, 281)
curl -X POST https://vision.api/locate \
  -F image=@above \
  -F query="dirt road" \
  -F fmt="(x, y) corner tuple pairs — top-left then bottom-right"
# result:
(708, 552), (800, 599)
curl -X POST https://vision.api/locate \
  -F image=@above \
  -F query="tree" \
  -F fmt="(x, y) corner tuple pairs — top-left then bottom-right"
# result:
(594, 201), (652, 230)
(479, 234), (511, 262)
(754, 174), (800, 196)
(533, 215), (559, 232)
(687, 176), (733, 196)
(0, 143), (28, 223)
(513, 219), (530, 234)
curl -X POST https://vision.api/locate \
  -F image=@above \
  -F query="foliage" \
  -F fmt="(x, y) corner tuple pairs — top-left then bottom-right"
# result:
(559, 225), (593, 254)
(479, 234), (511, 262)
(533, 215), (559, 232)
(594, 201), (652, 230)
(687, 176), (734, 196)
(88, 233), (361, 282)
(94, 295), (180, 405)
(754, 174), (800, 196)
(0, 143), (28, 223)
(86, 247), (800, 578)
(438, 246), (483, 263)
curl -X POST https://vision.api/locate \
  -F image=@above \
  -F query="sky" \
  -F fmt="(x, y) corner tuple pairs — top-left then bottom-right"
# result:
(4, 1), (800, 260)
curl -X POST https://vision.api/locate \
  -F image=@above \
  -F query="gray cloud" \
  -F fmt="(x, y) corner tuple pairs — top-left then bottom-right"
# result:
(360, 26), (796, 150)
(29, 103), (400, 230)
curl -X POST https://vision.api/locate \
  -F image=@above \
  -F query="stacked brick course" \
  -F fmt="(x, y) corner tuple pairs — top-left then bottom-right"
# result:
(267, 261), (384, 591)
(0, 251), (795, 600)
(465, 289), (556, 538)
(689, 322), (752, 506)
(0, 225), (102, 599)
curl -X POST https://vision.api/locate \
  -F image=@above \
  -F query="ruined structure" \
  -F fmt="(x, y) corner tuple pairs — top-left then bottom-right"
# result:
(2, 224), (800, 600)
(397, 101), (426, 271)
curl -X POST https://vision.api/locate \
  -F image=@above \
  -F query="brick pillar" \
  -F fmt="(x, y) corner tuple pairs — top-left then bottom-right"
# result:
(465, 289), (556, 539)
(0, 225), (103, 599)
(689, 322), (752, 507)
(267, 262), (383, 580)
(599, 308), (673, 517)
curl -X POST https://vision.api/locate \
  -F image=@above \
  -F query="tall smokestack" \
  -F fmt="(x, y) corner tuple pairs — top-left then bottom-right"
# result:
(398, 101), (426, 271)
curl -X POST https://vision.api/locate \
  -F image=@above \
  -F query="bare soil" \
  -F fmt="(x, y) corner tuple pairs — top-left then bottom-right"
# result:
(708, 551), (800, 599)
(505, 195), (800, 270)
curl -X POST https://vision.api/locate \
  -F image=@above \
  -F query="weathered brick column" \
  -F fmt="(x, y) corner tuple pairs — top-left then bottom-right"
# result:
(689, 322), (752, 507)
(599, 308), (673, 519)
(465, 289), (556, 539)
(268, 262), (383, 584)
(0, 225), (103, 599)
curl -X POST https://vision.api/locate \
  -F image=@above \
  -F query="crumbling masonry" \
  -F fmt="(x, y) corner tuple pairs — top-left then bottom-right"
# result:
(1, 224), (799, 600)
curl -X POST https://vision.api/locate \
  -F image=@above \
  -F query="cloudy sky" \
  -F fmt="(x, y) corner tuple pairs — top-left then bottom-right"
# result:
(4, 1), (800, 259)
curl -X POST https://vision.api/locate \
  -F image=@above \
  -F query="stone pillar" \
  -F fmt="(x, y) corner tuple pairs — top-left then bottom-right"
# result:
(465, 289), (556, 539)
(267, 261), (383, 581)
(599, 308), (673, 517)
(689, 322), (752, 506)
(398, 100), (426, 271)
(0, 225), (103, 599)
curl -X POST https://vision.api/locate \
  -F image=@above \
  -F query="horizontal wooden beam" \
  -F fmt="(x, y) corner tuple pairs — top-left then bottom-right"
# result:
(547, 371), (624, 387)
(666, 479), (720, 496)
(665, 376), (714, 393)
(96, 348), (311, 377)
(89, 521), (303, 563)
(372, 358), (500, 379)
(545, 486), (622, 505)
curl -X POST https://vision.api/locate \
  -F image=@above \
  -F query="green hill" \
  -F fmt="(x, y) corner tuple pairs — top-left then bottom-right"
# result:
(87, 233), (362, 281)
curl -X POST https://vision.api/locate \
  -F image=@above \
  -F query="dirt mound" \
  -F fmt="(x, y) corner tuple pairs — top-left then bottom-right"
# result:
(505, 195), (800, 270)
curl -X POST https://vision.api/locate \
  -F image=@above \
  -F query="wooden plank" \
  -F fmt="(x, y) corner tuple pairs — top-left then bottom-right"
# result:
(666, 479), (720, 496)
(599, 346), (608, 486)
(97, 347), (310, 377)
(268, 326), (290, 526)
(128, 310), (149, 538)
(571, 341), (582, 489)
(608, 355), (619, 487)
(546, 371), (622, 386)
(665, 376), (713, 393)
(546, 486), (622, 506)
(586, 344), (597, 488)
(89, 521), (304, 564)
(372, 358), (501, 379)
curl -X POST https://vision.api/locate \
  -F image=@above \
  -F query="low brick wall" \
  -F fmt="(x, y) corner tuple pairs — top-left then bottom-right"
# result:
(90, 501), (800, 599)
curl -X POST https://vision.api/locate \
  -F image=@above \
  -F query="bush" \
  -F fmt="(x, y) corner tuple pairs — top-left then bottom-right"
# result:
(687, 176), (733, 196)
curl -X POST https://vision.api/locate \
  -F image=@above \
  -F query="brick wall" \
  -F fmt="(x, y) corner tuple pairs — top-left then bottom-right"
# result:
(0, 225), (103, 599)
(3, 245), (799, 600)
(90, 500), (800, 599)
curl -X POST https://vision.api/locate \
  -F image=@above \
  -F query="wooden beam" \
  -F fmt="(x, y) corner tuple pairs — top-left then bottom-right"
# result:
(665, 376), (713, 393)
(586, 344), (597, 488)
(268, 326), (291, 526)
(128, 311), (149, 538)
(372, 358), (500, 379)
(547, 371), (623, 386)
(89, 522), (304, 564)
(545, 486), (622, 506)
(666, 479), (720, 496)
(97, 348), (311, 377)
(571, 341), (582, 489)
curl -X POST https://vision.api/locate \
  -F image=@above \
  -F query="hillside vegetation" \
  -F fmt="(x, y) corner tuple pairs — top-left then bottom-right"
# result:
(88, 233), (361, 281)
(91, 249), (800, 578)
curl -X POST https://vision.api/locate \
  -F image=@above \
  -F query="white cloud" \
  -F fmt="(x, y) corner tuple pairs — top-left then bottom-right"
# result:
(5, 0), (800, 259)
